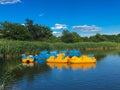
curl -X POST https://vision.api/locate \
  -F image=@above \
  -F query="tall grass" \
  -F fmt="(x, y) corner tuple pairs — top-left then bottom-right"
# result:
(0, 39), (120, 57)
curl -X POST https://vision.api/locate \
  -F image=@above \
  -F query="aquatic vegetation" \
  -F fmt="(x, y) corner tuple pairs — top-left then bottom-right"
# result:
(0, 39), (119, 60)
(0, 64), (22, 90)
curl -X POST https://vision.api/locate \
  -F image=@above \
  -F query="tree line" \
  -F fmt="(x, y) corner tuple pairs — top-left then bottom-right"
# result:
(0, 19), (120, 43)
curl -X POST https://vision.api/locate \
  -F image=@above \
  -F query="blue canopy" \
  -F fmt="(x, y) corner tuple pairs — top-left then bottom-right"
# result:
(69, 50), (81, 57)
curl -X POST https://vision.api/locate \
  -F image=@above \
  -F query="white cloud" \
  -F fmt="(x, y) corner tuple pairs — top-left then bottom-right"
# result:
(52, 31), (61, 34)
(0, 0), (21, 5)
(51, 23), (67, 30)
(52, 31), (62, 36)
(21, 24), (25, 26)
(72, 25), (101, 32)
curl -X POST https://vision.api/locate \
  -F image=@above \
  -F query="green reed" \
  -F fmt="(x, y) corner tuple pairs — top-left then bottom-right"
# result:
(0, 63), (22, 90)
(0, 39), (119, 57)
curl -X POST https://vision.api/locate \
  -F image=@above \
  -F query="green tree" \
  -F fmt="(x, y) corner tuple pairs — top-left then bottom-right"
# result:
(61, 30), (74, 43)
(33, 24), (52, 40)
(45, 36), (61, 42)
(71, 32), (82, 42)
(117, 34), (120, 42)
(82, 37), (90, 42)
(0, 21), (33, 40)
(25, 19), (52, 41)
(90, 33), (107, 42)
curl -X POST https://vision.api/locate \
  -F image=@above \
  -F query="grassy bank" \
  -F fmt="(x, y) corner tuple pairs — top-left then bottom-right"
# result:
(0, 39), (120, 56)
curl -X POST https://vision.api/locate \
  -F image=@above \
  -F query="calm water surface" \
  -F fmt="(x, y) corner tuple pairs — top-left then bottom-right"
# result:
(1, 50), (120, 90)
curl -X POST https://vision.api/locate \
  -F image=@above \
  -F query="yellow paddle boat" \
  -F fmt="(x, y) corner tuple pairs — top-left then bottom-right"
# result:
(47, 53), (96, 63)
(46, 54), (70, 63)
(22, 56), (34, 63)
(70, 55), (96, 63)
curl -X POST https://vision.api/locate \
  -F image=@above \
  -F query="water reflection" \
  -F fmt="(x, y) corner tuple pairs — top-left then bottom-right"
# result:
(82, 50), (120, 61)
(71, 63), (96, 70)
(47, 63), (96, 70)
(0, 50), (120, 90)
(16, 63), (51, 80)
(0, 60), (51, 84)
(22, 63), (34, 68)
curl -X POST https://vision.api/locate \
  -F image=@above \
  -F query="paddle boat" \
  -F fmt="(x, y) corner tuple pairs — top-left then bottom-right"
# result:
(22, 54), (34, 63)
(46, 53), (96, 63)
(69, 55), (96, 63)
(34, 50), (49, 60)
(22, 50), (96, 64)
(46, 53), (70, 63)
(21, 50), (58, 64)
(69, 50), (81, 57)
(59, 50), (67, 56)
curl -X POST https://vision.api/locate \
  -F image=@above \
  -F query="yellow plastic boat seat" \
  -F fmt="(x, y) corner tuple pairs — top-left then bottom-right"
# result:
(55, 54), (64, 60)
(70, 55), (96, 63)
(71, 56), (78, 61)
(54, 59), (66, 63)
(55, 55), (70, 63)
(63, 56), (70, 62)
(22, 59), (27, 63)
(70, 56), (82, 63)
(81, 55), (88, 59)
(46, 56), (55, 63)
(54, 54), (65, 63)
(29, 59), (34, 63)
(81, 55), (96, 63)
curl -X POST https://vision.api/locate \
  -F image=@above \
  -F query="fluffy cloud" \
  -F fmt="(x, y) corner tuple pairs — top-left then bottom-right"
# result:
(0, 0), (21, 5)
(51, 24), (67, 30)
(52, 31), (61, 34)
(21, 24), (25, 26)
(72, 25), (101, 32)
(52, 31), (62, 36)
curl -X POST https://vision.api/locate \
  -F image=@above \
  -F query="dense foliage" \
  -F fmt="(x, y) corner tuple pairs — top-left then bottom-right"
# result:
(0, 19), (120, 43)
(0, 19), (52, 41)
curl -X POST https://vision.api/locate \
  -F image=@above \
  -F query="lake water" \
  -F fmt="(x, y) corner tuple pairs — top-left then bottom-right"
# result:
(0, 50), (120, 90)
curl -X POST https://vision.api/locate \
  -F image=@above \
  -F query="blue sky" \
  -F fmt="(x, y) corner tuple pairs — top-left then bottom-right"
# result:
(0, 0), (120, 36)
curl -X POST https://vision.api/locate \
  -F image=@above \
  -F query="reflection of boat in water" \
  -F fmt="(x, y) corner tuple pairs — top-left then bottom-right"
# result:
(22, 63), (34, 67)
(47, 63), (69, 70)
(47, 63), (96, 70)
(70, 63), (96, 70)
